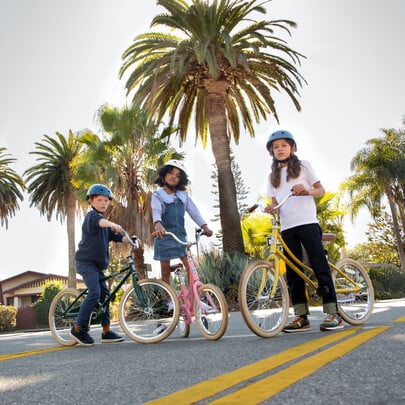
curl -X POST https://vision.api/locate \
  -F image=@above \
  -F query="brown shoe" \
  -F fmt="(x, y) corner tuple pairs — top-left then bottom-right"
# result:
(283, 316), (310, 333)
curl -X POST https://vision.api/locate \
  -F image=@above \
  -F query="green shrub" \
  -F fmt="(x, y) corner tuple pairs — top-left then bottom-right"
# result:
(32, 281), (63, 327)
(197, 250), (252, 310)
(369, 266), (405, 300)
(0, 305), (17, 331)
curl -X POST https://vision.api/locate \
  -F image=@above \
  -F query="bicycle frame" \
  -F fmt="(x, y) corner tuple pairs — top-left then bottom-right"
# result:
(168, 230), (216, 322)
(60, 236), (145, 324)
(239, 194), (374, 338)
(162, 229), (228, 340)
(263, 195), (365, 302)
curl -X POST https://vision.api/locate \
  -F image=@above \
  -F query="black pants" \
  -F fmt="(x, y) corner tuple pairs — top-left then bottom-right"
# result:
(282, 223), (337, 313)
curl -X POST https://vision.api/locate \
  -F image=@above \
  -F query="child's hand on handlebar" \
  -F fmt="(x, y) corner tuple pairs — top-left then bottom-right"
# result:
(291, 184), (308, 196)
(152, 221), (166, 238)
(201, 225), (213, 237)
(264, 203), (278, 214)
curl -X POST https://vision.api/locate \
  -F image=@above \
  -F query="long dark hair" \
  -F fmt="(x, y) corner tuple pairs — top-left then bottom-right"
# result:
(154, 165), (189, 190)
(269, 139), (301, 188)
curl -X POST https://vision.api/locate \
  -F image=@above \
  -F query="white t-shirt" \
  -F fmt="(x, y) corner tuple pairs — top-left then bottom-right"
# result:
(267, 160), (320, 231)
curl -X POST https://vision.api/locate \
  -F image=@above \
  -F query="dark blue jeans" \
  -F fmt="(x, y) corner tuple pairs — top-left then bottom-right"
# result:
(75, 260), (110, 331)
(281, 223), (338, 315)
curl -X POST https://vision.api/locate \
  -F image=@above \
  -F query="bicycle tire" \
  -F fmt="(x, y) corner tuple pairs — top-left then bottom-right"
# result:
(239, 260), (290, 338)
(334, 258), (374, 325)
(48, 288), (83, 346)
(193, 283), (228, 340)
(119, 279), (179, 344)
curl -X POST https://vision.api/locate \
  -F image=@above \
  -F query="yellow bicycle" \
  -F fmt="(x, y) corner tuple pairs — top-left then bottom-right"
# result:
(238, 193), (374, 338)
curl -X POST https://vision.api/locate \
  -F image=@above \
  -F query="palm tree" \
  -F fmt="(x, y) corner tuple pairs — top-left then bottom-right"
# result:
(343, 129), (405, 272)
(24, 131), (83, 288)
(0, 147), (25, 228)
(73, 103), (181, 247)
(120, 0), (305, 254)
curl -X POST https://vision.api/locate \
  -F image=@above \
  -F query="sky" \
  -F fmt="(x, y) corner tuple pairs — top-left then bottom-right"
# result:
(1, 0), (404, 281)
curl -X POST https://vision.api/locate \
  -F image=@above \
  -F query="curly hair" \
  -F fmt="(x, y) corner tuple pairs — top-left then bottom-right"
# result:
(154, 165), (189, 190)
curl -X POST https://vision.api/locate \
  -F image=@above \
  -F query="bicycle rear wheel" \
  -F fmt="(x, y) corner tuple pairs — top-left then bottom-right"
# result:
(194, 284), (228, 340)
(49, 288), (84, 346)
(119, 279), (179, 344)
(334, 258), (374, 325)
(239, 260), (289, 338)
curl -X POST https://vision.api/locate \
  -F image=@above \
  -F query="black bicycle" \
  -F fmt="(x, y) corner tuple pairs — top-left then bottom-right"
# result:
(48, 232), (179, 345)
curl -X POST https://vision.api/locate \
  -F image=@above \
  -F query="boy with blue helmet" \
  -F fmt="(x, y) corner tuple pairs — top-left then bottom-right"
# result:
(69, 184), (129, 346)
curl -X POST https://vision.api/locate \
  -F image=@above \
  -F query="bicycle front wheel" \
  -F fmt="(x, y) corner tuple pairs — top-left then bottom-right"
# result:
(48, 288), (84, 346)
(194, 284), (228, 340)
(334, 258), (374, 325)
(119, 279), (179, 344)
(239, 260), (289, 338)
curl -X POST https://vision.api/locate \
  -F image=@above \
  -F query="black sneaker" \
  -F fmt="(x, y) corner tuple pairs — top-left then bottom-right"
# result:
(101, 330), (125, 343)
(69, 327), (95, 346)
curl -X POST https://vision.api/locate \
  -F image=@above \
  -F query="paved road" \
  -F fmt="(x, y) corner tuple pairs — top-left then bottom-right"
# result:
(1, 299), (404, 404)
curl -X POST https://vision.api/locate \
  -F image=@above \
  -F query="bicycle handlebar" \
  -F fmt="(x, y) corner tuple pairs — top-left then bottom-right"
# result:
(248, 192), (294, 213)
(122, 230), (141, 249)
(162, 228), (205, 246)
(272, 192), (294, 210)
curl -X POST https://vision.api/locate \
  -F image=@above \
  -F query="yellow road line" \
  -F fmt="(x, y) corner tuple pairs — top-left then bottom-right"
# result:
(145, 328), (359, 405)
(0, 346), (73, 362)
(393, 317), (405, 322)
(212, 326), (390, 405)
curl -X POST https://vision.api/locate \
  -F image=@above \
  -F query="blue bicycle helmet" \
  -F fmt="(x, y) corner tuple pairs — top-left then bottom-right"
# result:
(266, 130), (296, 150)
(86, 184), (113, 200)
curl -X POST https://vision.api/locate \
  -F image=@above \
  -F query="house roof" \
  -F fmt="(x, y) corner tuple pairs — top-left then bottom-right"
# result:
(1, 271), (77, 296)
(1, 270), (58, 284)
(2, 274), (70, 294)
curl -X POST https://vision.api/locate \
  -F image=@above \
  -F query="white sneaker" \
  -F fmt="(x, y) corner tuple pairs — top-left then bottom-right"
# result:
(199, 302), (212, 312)
(153, 323), (168, 335)
(167, 301), (174, 313)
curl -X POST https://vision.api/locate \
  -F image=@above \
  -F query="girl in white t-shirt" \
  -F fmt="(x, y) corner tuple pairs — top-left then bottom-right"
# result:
(265, 130), (343, 332)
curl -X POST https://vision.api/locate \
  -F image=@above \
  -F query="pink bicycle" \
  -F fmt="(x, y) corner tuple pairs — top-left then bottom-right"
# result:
(163, 229), (228, 340)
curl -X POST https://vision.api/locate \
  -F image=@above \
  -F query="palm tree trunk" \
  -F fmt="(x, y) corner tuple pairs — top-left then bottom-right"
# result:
(205, 83), (244, 254)
(66, 189), (76, 288)
(385, 186), (405, 273)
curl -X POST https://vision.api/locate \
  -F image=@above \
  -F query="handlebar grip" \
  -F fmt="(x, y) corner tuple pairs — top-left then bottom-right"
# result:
(248, 203), (259, 213)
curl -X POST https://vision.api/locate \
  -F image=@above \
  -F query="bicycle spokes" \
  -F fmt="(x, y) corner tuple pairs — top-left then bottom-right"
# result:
(119, 279), (179, 343)
(194, 284), (228, 340)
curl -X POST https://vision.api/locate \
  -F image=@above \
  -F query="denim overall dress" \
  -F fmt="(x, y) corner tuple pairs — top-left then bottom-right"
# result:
(153, 195), (187, 260)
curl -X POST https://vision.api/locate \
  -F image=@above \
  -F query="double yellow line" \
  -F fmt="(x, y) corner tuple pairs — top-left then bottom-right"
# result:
(0, 346), (71, 362)
(146, 326), (389, 405)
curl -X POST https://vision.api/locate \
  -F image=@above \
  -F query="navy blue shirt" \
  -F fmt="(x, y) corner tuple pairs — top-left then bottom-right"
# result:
(75, 209), (124, 270)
